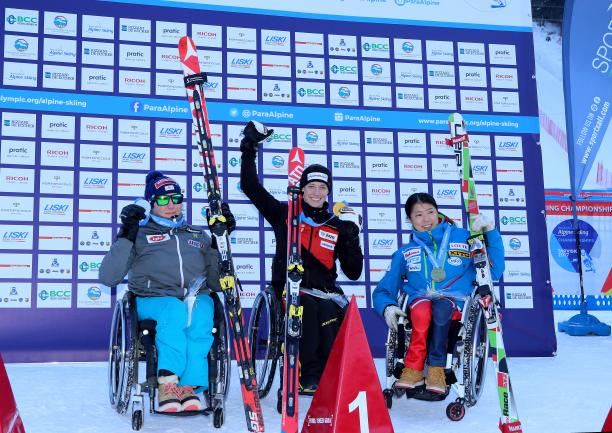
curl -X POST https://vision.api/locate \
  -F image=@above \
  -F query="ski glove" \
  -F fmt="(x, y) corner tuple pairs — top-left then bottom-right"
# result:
(383, 305), (407, 331)
(337, 206), (363, 233)
(206, 202), (236, 235)
(118, 204), (147, 243)
(471, 213), (495, 232)
(240, 121), (274, 156)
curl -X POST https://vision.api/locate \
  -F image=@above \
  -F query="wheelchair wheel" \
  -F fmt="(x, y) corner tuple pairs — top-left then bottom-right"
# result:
(207, 292), (231, 410)
(108, 294), (137, 415)
(248, 289), (280, 398)
(463, 296), (490, 407)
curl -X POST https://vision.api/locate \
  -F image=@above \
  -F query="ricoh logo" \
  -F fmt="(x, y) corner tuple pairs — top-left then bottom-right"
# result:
(47, 149), (69, 156)
(160, 54), (179, 60)
(125, 78), (145, 83)
(305, 131), (319, 143)
(197, 31), (216, 38)
(86, 124), (107, 130)
(465, 96), (484, 102)
(496, 73), (514, 79)
(371, 188), (391, 194)
(6, 176), (29, 182)
(403, 163), (423, 170)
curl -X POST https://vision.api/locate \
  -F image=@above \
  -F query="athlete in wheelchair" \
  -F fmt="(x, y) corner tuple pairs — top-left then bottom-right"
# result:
(373, 192), (505, 420)
(239, 121), (363, 407)
(101, 171), (235, 430)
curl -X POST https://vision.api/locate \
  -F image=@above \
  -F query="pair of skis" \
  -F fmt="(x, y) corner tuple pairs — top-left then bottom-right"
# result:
(446, 113), (523, 433)
(178, 36), (264, 432)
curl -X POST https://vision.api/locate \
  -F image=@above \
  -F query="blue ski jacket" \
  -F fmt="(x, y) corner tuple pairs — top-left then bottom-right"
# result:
(372, 219), (505, 315)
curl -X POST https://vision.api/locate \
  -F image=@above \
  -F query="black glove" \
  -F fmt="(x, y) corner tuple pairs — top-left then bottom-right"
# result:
(240, 121), (274, 157)
(338, 219), (360, 248)
(117, 204), (146, 243)
(206, 202), (236, 234)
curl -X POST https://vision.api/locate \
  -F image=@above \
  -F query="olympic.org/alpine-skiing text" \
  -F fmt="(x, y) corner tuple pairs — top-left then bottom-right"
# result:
(0, 94), (87, 108)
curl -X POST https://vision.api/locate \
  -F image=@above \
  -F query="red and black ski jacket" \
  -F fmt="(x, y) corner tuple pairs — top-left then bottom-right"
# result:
(240, 152), (363, 294)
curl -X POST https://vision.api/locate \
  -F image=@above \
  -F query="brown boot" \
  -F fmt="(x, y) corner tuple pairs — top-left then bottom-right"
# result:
(157, 375), (182, 412)
(425, 366), (446, 394)
(395, 367), (424, 389)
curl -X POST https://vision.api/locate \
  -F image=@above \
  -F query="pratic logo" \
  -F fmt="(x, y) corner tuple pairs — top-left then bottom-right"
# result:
(489, 44), (516, 65)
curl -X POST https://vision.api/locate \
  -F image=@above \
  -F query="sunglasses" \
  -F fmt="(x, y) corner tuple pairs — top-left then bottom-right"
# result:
(154, 194), (184, 206)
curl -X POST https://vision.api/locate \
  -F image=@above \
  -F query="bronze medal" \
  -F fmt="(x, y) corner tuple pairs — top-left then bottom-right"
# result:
(431, 267), (446, 282)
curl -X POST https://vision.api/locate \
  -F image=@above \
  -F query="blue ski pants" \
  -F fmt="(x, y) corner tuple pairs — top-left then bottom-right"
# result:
(136, 294), (214, 388)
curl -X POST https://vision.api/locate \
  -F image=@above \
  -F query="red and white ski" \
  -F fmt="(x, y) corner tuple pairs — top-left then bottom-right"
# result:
(281, 147), (305, 433)
(178, 36), (264, 432)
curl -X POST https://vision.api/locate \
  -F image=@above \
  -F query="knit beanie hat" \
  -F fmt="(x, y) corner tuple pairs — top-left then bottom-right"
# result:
(144, 170), (182, 200)
(299, 164), (332, 191)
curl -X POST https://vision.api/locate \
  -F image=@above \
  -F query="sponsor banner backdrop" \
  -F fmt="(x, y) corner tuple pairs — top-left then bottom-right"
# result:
(0, 0), (555, 361)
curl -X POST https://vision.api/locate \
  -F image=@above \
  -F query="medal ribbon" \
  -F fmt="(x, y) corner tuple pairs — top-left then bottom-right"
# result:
(412, 223), (452, 277)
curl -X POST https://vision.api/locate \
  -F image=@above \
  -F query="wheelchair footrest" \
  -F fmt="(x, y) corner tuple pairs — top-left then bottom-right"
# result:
(153, 408), (212, 417)
(405, 386), (449, 402)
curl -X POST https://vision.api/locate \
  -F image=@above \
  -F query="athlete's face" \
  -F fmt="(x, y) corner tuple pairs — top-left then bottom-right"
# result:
(409, 203), (438, 232)
(302, 181), (329, 208)
(151, 193), (183, 219)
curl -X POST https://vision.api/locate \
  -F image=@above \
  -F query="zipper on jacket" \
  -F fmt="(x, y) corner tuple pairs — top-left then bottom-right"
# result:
(171, 229), (185, 292)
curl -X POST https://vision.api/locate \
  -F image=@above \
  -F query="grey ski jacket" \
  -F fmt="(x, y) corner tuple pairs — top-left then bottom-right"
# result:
(99, 219), (220, 297)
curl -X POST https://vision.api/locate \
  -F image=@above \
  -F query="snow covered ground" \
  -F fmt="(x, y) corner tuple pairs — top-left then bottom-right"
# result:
(5, 311), (612, 433)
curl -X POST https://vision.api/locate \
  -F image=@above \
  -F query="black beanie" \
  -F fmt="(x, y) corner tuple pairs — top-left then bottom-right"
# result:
(144, 171), (182, 200)
(299, 164), (332, 191)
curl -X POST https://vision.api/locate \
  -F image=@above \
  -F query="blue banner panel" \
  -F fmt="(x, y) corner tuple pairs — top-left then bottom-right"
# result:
(0, 0), (556, 361)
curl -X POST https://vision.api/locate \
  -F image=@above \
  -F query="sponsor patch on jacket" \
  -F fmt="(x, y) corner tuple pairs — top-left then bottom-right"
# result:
(449, 250), (470, 258)
(187, 239), (202, 248)
(319, 229), (338, 242)
(146, 233), (170, 243)
(447, 257), (462, 266)
(402, 248), (420, 260)
(408, 262), (421, 272)
(449, 242), (469, 251)
(320, 240), (336, 250)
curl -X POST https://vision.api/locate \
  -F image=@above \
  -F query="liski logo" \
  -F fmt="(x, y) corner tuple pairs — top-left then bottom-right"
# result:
(14, 39), (29, 51)
(371, 64), (383, 75)
(402, 41), (414, 53)
(54, 16), (68, 28)
(305, 131), (318, 144)
(338, 86), (351, 99)
(130, 101), (142, 112)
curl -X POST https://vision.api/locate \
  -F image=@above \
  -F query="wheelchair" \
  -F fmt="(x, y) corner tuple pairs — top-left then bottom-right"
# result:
(108, 290), (231, 431)
(247, 285), (347, 412)
(383, 289), (490, 422)
(247, 286), (284, 412)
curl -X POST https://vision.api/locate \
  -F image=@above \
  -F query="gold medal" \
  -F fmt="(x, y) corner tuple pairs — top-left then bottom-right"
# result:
(431, 267), (446, 282)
